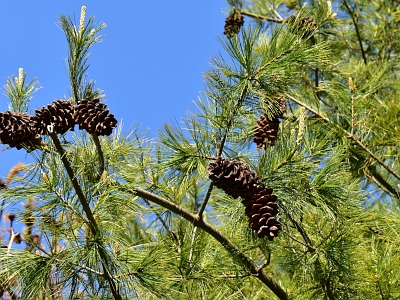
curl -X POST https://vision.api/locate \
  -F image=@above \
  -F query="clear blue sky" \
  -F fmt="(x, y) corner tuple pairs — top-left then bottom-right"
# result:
(0, 1), (229, 177)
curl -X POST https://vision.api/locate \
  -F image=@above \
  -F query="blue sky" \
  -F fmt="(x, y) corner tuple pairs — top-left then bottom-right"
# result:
(0, 1), (229, 178)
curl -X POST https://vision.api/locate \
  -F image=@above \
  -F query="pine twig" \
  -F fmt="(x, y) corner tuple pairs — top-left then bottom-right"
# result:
(92, 133), (105, 176)
(197, 183), (214, 219)
(268, 145), (299, 177)
(7, 229), (16, 255)
(131, 187), (289, 300)
(365, 165), (400, 199)
(281, 205), (315, 252)
(343, 0), (367, 65)
(255, 253), (271, 273)
(241, 11), (283, 23)
(349, 77), (356, 136)
(49, 184), (87, 221)
(198, 85), (249, 218)
(143, 199), (178, 243)
(188, 226), (198, 267)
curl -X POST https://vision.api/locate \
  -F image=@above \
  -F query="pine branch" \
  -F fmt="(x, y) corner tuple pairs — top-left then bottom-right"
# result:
(352, 150), (400, 199)
(343, 0), (367, 65)
(241, 11), (283, 23)
(197, 183), (214, 219)
(131, 187), (289, 300)
(49, 132), (121, 300)
(255, 253), (271, 273)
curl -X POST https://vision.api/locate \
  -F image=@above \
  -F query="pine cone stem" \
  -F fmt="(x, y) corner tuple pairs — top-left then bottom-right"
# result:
(198, 182), (214, 219)
(218, 85), (248, 156)
(241, 11), (283, 23)
(92, 133), (105, 176)
(49, 131), (98, 235)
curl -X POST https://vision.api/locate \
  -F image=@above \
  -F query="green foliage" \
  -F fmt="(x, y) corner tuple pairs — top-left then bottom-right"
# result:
(1, 1), (400, 299)
(2, 68), (41, 113)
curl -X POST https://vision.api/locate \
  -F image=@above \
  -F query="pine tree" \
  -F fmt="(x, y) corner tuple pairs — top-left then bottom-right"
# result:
(0, 1), (400, 299)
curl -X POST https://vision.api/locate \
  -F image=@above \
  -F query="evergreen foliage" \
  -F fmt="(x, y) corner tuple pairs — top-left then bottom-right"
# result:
(0, 1), (400, 299)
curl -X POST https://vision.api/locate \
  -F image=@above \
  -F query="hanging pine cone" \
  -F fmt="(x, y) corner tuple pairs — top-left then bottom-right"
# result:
(287, 15), (317, 38)
(31, 99), (75, 135)
(253, 114), (280, 148)
(224, 8), (244, 38)
(0, 111), (42, 150)
(207, 157), (282, 240)
(207, 157), (259, 199)
(253, 98), (287, 149)
(241, 185), (282, 240)
(74, 98), (117, 136)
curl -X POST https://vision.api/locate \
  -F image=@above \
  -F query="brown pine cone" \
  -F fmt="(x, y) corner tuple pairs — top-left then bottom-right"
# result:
(287, 15), (317, 38)
(253, 114), (280, 148)
(242, 185), (282, 240)
(0, 111), (42, 150)
(31, 99), (75, 135)
(207, 157), (282, 240)
(74, 98), (117, 136)
(253, 98), (286, 148)
(207, 157), (259, 199)
(224, 8), (244, 38)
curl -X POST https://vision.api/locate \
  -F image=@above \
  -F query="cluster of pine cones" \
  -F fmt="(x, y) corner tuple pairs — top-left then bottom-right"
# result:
(0, 98), (117, 150)
(224, 6), (317, 39)
(207, 97), (287, 240)
(208, 157), (282, 240)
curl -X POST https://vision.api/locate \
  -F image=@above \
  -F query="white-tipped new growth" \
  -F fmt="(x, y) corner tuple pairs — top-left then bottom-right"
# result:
(79, 6), (86, 34)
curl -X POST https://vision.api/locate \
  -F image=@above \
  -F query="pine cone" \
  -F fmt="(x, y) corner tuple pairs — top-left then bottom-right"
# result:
(253, 98), (286, 148)
(253, 114), (280, 148)
(0, 111), (42, 150)
(31, 99), (75, 135)
(287, 15), (317, 38)
(74, 98), (117, 136)
(242, 185), (282, 240)
(224, 8), (244, 38)
(207, 157), (282, 240)
(14, 232), (22, 244)
(207, 157), (259, 199)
